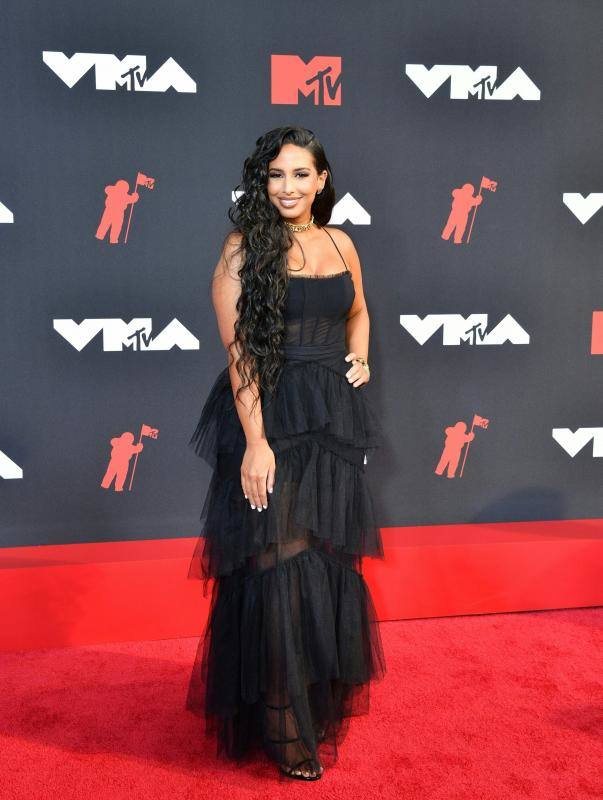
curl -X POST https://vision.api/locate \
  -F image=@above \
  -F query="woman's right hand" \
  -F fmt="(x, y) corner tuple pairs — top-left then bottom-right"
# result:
(241, 439), (275, 511)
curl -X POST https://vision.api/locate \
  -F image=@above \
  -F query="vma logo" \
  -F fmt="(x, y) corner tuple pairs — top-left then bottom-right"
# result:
(42, 52), (197, 92)
(0, 450), (23, 480)
(400, 314), (530, 345)
(53, 319), (199, 351)
(271, 55), (341, 105)
(405, 65), (540, 100)
(552, 428), (603, 458)
(563, 194), (603, 225)
(0, 200), (14, 223)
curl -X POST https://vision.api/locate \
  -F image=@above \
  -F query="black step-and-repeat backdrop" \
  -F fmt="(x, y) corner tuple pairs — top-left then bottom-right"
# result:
(2, 0), (602, 548)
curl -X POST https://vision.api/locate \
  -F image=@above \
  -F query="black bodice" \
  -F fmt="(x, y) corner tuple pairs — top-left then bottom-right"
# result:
(282, 271), (355, 368)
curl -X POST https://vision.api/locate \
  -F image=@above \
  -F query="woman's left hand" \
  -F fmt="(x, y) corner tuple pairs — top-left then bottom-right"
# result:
(344, 351), (370, 387)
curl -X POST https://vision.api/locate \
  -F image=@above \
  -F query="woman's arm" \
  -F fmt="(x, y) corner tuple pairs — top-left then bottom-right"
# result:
(336, 231), (372, 387)
(211, 232), (275, 510)
(212, 233), (265, 443)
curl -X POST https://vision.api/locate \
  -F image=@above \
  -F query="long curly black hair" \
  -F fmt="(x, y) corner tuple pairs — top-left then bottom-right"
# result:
(218, 125), (336, 411)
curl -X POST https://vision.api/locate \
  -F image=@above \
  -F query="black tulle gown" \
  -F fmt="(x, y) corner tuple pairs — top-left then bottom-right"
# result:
(185, 229), (386, 775)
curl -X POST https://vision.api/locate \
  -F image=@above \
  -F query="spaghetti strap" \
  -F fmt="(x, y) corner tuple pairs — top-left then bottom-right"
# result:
(322, 228), (349, 272)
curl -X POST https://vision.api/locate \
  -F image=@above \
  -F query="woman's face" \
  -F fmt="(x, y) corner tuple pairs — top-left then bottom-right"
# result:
(267, 144), (327, 225)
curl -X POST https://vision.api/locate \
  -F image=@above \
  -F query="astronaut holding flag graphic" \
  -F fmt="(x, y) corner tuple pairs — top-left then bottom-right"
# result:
(441, 175), (498, 245)
(95, 171), (156, 244)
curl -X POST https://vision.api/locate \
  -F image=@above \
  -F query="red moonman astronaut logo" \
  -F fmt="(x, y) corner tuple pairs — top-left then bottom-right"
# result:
(95, 171), (156, 244)
(441, 176), (498, 244)
(100, 423), (159, 492)
(435, 414), (490, 478)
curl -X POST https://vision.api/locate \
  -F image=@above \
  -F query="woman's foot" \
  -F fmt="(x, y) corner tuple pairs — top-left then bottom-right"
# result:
(262, 697), (323, 779)
(279, 757), (324, 780)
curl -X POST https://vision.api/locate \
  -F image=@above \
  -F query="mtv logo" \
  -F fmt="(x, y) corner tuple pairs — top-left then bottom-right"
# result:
(590, 312), (603, 354)
(271, 55), (341, 105)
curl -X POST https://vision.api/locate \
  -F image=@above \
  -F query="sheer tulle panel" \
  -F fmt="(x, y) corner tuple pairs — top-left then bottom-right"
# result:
(283, 316), (348, 348)
(185, 540), (386, 771)
(187, 439), (384, 587)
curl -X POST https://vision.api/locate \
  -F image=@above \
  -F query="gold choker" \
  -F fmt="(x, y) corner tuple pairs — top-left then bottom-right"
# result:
(284, 214), (315, 232)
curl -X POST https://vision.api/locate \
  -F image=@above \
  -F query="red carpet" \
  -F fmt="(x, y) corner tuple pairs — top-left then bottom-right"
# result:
(1, 607), (601, 799)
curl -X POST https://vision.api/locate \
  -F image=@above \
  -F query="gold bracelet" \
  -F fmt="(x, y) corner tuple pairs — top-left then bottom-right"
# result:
(354, 356), (370, 377)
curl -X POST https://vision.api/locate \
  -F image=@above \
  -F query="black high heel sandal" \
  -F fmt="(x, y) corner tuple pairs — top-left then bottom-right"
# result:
(262, 699), (324, 781)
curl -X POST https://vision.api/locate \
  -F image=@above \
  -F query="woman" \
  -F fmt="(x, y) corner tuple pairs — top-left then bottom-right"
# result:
(186, 125), (386, 781)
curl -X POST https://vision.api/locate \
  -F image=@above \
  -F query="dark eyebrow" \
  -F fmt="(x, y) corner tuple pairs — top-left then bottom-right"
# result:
(269, 166), (310, 171)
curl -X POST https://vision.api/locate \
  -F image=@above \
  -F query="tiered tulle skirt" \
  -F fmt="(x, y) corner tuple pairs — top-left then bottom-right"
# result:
(186, 358), (386, 773)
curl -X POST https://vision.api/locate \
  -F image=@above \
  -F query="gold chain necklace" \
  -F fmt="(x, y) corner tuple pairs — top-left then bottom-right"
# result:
(283, 214), (315, 233)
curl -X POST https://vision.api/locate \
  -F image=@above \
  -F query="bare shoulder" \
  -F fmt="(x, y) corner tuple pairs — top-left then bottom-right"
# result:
(215, 230), (246, 280)
(324, 226), (360, 271)
(324, 225), (355, 251)
(224, 229), (244, 250)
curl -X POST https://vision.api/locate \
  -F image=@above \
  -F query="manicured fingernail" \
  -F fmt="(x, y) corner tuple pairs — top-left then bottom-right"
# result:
(251, 503), (255, 509)
(257, 507), (262, 512)
(262, 504), (267, 509)
(268, 487), (273, 493)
